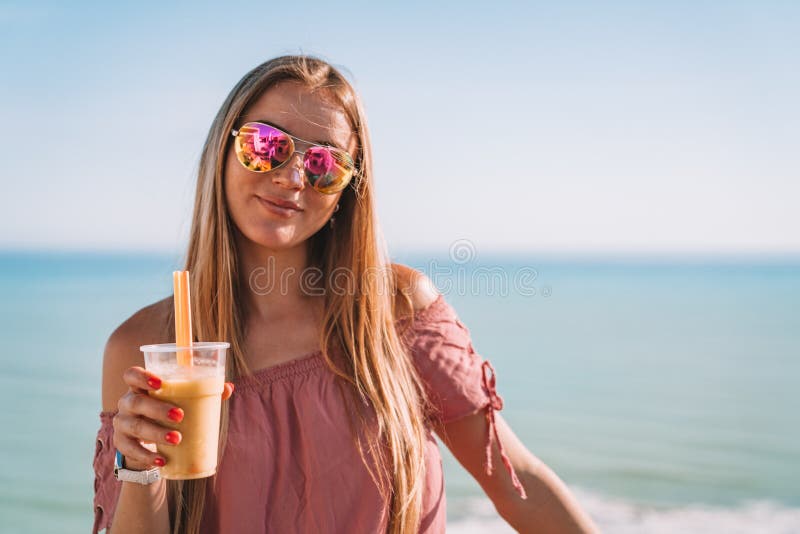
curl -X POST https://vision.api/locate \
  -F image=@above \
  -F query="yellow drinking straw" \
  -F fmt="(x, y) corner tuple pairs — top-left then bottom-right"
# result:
(173, 271), (193, 367)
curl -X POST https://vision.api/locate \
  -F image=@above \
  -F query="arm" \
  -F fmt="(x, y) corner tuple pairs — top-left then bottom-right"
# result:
(433, 413), (598, 534)
(101, 323), (171, 534)
(107, 462), (170, 534)
(394, 264), (596, 532)
(100, 306), (235, 534)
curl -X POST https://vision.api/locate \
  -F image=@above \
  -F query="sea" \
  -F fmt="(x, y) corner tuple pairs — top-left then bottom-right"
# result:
(1, 250), (798, 533)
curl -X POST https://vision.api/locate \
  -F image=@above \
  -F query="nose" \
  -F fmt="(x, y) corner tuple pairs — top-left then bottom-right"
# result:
(271, 153), (305, 191)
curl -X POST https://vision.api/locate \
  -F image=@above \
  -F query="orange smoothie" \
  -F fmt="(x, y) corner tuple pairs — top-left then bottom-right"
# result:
(149, 372), (225, 479)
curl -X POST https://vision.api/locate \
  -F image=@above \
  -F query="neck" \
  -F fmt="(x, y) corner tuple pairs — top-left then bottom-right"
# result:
(235, 232), (320, 322)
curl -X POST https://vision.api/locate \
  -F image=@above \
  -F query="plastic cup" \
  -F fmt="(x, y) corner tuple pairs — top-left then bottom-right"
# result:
(140, 342), (229, 480)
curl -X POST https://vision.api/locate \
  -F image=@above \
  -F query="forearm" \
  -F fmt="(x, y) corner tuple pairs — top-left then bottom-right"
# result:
(496, 457), (598, 534)
(108, 479), (170, 534)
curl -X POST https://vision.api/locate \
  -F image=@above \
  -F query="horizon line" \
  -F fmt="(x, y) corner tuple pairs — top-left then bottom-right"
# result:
(2, 245), (800, 265)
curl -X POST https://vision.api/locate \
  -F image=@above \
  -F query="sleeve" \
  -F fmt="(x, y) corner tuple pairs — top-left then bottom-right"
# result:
(401, 294), (527, 499)
(93, 411), (122, 533)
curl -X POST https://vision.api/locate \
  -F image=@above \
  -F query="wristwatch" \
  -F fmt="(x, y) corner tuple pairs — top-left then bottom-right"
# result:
(114, 450), (162, 485)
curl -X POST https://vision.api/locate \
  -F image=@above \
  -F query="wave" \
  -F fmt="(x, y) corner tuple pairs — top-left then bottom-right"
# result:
(447, 488), (800, 534)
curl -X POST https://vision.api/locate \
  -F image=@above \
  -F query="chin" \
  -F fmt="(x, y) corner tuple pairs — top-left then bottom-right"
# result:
(242, 222), (314, 251)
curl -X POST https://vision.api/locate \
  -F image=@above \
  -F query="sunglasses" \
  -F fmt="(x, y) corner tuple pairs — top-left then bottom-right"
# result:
(230, 121), (357, 194)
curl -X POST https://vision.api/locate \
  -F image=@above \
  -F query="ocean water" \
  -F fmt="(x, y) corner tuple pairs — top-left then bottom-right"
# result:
(1, 251), (798, 533)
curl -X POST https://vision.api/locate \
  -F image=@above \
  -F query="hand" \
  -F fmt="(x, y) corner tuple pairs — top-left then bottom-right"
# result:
(113, 366), (235, 471)
(222, 381), (235, 401)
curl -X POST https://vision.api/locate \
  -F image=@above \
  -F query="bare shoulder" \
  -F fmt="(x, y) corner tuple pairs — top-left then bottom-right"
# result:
(101, 297), (173, 412)
(391, 263), (440, 315)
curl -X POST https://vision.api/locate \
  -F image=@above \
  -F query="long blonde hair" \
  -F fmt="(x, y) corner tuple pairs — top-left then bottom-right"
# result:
(169, 55), (428, 534)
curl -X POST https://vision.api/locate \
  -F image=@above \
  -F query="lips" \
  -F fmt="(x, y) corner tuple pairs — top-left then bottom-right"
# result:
(257, 195), (302, 211)
(256, 195), (303, 218)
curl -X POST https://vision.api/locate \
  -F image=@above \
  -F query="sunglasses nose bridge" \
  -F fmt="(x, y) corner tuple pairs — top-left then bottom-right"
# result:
(289, 149), (308, 170)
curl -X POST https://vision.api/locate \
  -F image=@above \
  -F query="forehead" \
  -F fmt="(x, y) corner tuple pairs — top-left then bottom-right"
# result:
(240, 81), (355, 152)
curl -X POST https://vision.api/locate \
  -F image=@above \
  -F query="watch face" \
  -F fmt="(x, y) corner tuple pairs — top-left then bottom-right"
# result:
(114, 450), (124, 476)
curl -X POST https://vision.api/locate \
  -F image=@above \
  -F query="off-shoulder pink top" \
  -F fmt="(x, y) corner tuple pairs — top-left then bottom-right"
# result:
(92, 294), (525, 533)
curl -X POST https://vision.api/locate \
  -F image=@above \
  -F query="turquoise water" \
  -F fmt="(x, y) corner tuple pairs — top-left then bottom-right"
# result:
(1, 251), (798, 533)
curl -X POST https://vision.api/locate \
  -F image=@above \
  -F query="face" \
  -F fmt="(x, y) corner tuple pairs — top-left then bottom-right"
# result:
(224, 81), (358, 252)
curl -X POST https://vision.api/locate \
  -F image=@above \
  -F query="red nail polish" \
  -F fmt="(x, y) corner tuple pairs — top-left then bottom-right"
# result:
(147, 377), (162, 390)
(165, 431), (181, 445)
(167, 408), (184, 422)
(153, 456), (166, 467)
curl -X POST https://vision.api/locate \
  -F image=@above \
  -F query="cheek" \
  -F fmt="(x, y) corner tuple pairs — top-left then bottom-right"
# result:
(224, 155), (252, 216)
(304, 192), (342, 226)
(306, 193), (337, 213)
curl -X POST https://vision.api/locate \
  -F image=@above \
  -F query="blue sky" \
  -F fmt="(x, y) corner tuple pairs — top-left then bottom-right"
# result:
(1, 1), (798, 255)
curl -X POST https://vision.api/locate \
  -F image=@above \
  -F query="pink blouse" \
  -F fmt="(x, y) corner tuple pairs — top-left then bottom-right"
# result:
(92, 294), (525, 533)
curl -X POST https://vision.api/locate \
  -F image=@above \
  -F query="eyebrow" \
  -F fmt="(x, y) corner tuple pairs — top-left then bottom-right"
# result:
(248, 118), (347, 152)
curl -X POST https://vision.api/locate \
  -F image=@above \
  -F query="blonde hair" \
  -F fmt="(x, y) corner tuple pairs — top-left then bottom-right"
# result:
(169, 55), (428, 534)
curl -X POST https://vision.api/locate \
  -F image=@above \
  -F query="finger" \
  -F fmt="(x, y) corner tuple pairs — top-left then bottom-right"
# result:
(221, 382), (235, 401)
(118, 391), (184, 424)
(122, 366), (163, 392)
(114, 433), (166, 470)
(113, 413), (182, 448)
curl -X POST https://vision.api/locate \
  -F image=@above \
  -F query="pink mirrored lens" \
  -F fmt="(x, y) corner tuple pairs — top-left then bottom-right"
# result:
(304, 146), (355, 193)
(235, 123), (293, 172)
(304, 147), (335, 176)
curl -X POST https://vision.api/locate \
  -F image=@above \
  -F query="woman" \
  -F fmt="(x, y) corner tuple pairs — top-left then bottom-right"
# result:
(93, 55), (598, 534)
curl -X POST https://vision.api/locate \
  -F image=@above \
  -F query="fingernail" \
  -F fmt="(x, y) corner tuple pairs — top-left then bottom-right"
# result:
(147, 377), (162, 390)
(165, 431), (181, 445)
(229, 383), (235, 395)
(153, 456), (166, 467)
(167, 408), (184, 422)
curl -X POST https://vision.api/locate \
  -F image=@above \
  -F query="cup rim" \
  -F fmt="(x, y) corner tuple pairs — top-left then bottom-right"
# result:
(139, 342), (231, 353)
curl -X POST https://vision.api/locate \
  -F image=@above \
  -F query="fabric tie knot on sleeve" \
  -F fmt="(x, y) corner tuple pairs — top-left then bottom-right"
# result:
(481, 360), (527, 499)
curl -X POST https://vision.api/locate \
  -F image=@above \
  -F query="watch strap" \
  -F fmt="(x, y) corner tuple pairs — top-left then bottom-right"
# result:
(114, 450), (162, 485)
